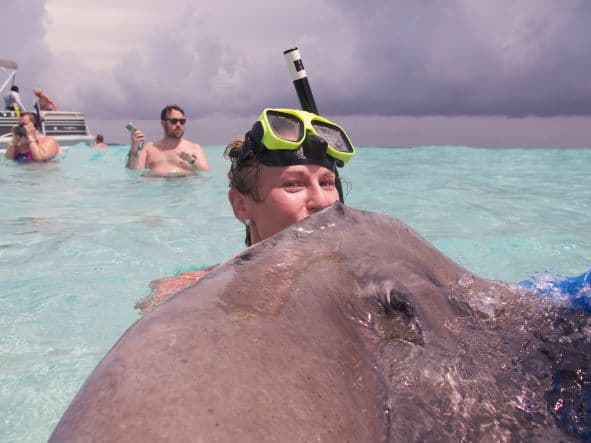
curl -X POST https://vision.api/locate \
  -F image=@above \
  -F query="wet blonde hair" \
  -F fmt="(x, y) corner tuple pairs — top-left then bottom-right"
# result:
(224, 138), (265, 246)
(224, 138), (264, 202)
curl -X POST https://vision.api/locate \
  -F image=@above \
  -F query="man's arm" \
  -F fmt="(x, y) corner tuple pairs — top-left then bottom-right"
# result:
(126, 129), (148, 169)
(126, 147), (148, 169)
(178, 143), (210, 172)
(192, 143), (210, 171)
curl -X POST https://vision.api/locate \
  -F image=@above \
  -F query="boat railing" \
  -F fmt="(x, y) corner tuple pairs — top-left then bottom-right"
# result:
(41, 111), (91, 136)
(1, 111), (91, 137)
(0, 110), (18, 118)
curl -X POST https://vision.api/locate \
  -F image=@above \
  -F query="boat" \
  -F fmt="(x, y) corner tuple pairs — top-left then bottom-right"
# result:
(0, 58), (94, 152)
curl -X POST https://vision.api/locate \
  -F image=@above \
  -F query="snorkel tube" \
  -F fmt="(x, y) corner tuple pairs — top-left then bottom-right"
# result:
(283, 48), (319, 114)
(283, 47), (345, 203)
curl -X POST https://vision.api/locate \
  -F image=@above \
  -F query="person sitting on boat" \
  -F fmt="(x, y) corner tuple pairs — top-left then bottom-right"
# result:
(136, 107), (354, 312)
(5, 112), (61, 162)
(94, 134), (108, 148)
(33, 87), (57, 111)
(126, 104), (210, 176)
(3, 85), (26, 113)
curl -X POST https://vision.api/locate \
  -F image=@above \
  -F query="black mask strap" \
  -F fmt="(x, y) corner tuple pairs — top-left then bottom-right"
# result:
(234, 124), (346, 203)
(335, 169), (344, 203)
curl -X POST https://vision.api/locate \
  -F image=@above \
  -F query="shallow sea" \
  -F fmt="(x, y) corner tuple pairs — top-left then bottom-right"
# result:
(1, 144), (590, 442)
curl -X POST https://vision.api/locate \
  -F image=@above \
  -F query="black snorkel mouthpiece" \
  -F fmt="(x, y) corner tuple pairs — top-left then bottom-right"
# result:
(254, 132), (337, 172)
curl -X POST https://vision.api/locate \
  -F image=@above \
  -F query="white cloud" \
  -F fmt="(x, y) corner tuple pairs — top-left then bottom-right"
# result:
(45, 0), (180, 70)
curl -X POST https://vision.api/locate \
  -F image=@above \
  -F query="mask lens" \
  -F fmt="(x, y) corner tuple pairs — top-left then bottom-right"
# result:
(267, 112), (303, 142)
(311, 121), (353, 153)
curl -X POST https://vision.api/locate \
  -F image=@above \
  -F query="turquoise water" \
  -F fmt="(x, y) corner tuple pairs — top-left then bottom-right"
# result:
(1, 144), (590, 442)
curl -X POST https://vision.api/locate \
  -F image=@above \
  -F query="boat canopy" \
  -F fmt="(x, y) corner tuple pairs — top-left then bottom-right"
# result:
(0, 59), (18, 70)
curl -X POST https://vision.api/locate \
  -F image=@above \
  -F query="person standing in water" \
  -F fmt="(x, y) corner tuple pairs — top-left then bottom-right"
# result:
(126, 104), (209, 176)
(5, 112), (60, 162)
(94, 134), (108, 148)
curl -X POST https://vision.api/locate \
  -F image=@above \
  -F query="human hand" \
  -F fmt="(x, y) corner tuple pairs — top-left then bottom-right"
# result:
(131, 129), (145, 152)
(23, 121), (36, 140)
(178, 151), (197, 166)
(131, 128), (144, 143)
(24, 122), (37, 142)
(11, 123), (34, 145)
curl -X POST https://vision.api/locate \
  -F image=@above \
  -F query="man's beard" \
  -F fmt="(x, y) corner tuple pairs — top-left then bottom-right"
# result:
(165, 127), (184, 139)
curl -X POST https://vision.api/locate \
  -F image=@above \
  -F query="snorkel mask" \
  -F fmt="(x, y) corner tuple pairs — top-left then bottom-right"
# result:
(226, 108), (355, 201)
(256, 108), (354, 167)
(228, 108), (355, 169)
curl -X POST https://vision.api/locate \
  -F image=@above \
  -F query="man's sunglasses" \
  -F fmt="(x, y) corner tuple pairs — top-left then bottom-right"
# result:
(165, 118), (186, 125)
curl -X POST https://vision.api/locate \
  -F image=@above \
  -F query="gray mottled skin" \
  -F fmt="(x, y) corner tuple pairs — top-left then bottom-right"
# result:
(50, 204), (588, 442)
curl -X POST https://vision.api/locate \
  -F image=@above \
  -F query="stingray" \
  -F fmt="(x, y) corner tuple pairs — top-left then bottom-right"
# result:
(49, 203), (590, 442)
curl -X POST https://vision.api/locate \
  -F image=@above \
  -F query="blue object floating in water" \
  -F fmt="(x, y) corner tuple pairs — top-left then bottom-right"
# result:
(519, 269), (591, 312)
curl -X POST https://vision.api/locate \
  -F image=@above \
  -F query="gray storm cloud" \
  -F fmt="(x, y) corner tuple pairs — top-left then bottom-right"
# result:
(319, 0), (591, 116)
(3, 0), (591, 120)
(2, 0), (53, 88)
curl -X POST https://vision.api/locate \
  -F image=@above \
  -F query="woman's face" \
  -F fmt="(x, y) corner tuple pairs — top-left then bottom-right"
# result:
(15, 115), (34, 151)
(229, 163), (340, 245)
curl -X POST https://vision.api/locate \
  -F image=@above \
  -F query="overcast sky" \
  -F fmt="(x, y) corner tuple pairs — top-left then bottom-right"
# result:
(2, 0), (591, 146)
